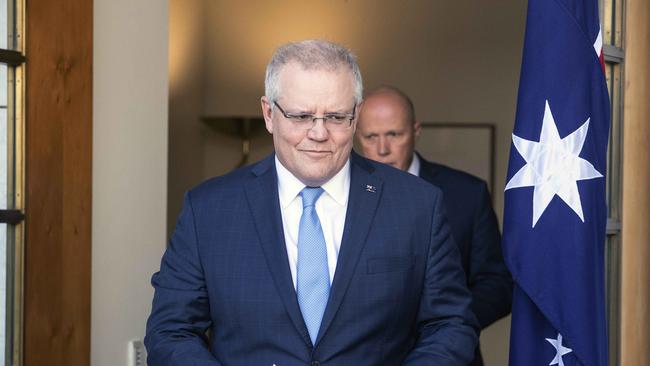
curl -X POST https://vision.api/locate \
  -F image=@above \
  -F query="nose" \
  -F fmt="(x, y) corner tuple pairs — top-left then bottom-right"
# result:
(307, 119), (329, 141)
(377, 136), (390, 156)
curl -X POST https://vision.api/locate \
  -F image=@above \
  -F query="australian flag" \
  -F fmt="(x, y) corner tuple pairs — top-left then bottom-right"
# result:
(502, 0), (610, 365)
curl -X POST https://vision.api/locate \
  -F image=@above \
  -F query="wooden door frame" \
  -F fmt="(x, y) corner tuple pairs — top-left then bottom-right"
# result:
(24, 0), (92, 364)
(620, 0), (650, 364)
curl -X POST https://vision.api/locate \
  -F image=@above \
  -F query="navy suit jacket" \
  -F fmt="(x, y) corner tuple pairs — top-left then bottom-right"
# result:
(416, 153), (512, 331)
(145, 152), (479, 366)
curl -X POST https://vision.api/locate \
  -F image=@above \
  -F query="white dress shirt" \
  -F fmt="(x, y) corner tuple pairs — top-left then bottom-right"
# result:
(276, 156), (350, 288)
(407, 152), (420, 176)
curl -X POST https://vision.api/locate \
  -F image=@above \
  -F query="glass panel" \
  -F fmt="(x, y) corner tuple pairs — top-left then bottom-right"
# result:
(605, 62), (622, 220)
(0, 0), (20, 51)
(0, 0), (6, 50)
(0, 0), (8, 50)
(602, 0), (614, 46)
(605, 63), (613, 215)
(614, 0), (623, 48)
(0, 64), (6, 210)
(0, 64), (15, 211)
(607, 64), (623, 220)
(0, 223), (5, 366)
(1, 0), (24, 52)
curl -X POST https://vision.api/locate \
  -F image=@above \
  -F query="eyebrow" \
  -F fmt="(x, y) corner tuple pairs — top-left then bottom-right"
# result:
(284, 104), (354, 114)
(283, 106), (314, 114)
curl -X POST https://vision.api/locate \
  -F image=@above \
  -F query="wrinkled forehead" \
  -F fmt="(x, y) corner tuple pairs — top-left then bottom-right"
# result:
(277, 61), (354, 85)
(276, 63), (356, 106)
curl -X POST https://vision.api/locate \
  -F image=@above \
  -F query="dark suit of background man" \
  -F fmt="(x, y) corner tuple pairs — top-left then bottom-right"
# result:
(145, 40), (479, 365)
(356, 86), (513, 366)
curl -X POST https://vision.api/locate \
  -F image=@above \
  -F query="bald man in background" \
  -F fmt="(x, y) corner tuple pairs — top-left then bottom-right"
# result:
(356, 86), (512, 366)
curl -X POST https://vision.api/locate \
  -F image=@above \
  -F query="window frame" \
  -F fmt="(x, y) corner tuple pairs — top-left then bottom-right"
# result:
(0, 0), (25, 364)
(600, 0), (625, 364)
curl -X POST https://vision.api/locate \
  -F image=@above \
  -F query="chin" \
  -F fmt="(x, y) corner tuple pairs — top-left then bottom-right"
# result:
(296, 170), (331, 186)
(301, 176), (330, 187)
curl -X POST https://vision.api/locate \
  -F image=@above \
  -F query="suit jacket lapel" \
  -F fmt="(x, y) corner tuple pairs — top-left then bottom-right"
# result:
(316, 152), (383, 345)
(416, 152), (441, 184)
(244, 155), (312, 348)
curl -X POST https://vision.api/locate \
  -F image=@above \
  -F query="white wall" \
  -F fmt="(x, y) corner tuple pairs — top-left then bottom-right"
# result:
(92, 0), (168, 365)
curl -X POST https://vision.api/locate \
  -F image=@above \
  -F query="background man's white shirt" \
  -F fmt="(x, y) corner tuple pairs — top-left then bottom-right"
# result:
(408, 152), (420, 176)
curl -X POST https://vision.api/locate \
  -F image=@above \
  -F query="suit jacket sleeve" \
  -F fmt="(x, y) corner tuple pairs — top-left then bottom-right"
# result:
(403, 191), (480, 366)
(145, 192), (222, 366)
(468, 182), (513, 329)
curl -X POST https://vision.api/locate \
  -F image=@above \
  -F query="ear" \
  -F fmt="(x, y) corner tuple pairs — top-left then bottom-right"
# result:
(260, 96), (274, 134)
(351, 100), (363, 132)
(413, 120), (422, 140)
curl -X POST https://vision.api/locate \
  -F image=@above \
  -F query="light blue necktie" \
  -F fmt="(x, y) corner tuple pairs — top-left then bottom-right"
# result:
(296, 187), (330, 344)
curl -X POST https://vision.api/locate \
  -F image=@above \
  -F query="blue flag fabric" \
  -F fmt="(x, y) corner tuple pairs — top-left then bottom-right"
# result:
(503, 0), (610, 365)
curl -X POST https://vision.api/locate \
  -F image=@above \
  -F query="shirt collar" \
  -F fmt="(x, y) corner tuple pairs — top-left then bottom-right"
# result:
(407, 152), (420, 176)
(276, 156), (351, 208)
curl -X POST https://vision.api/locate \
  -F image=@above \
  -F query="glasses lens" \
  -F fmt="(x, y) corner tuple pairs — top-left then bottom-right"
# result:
(276, 101), (354, 131)
(326, 117), (351, 131)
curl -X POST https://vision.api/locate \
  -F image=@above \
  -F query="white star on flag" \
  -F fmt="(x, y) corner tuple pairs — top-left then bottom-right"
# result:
(505, 100), (603, 227)
(545, 333), (573, 366)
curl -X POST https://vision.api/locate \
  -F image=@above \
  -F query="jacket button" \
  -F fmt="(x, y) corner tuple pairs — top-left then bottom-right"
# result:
(311, 361), (320, 366)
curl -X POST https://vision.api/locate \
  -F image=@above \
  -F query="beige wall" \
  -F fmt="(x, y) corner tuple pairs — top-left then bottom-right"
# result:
(170, 0), (527, 223)
(197, 2), (526, 222)
(168, 1), (527, 364)
(92, 0), (168, 365)
(168, 0), (210, 236)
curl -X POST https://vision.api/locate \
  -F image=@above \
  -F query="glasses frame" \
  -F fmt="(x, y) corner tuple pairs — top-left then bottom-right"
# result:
(273, 101), (356, 130)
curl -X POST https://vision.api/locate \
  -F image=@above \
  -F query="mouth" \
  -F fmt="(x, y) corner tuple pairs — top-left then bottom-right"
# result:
(300, 150), (332, 158)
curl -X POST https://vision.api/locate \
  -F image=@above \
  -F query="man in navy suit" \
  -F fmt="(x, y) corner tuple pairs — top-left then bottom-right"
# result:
(356, 86), (513, 366)
(146, 40), (478, 365)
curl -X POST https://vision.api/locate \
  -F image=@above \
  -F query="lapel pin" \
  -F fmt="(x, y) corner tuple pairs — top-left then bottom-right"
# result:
(365, 184), (376, 193)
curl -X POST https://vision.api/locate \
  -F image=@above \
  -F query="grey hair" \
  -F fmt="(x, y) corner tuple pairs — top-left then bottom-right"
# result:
(264, 39), (363, 105)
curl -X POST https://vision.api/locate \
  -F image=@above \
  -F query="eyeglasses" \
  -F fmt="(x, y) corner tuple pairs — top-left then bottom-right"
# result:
(273, 101), (356, 131)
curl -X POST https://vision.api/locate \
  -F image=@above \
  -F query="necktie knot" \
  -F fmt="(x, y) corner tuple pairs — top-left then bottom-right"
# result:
(300, 187), (324, 208)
